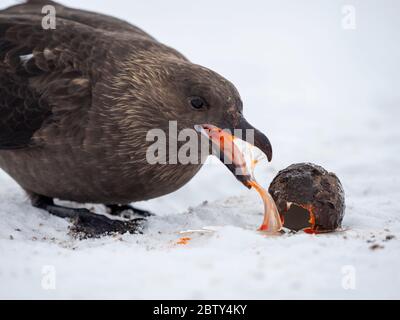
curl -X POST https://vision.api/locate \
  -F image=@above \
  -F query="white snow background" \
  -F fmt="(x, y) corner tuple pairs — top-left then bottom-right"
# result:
(0, 0), (399, 299)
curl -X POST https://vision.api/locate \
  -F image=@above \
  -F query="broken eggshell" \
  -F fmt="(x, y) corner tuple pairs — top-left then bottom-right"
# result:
(268, 163), (345, 233)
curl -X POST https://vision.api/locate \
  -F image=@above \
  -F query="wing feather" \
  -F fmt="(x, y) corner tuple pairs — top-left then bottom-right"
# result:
(0, 14), (103, 148)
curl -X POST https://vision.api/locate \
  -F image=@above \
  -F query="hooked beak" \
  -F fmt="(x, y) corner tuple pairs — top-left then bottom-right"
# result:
(194, 117), (273, 188)
(234, 117), (273, 162)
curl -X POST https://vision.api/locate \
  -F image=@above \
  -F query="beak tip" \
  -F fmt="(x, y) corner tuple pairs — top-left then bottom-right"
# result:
(267, 149), (273, 162)
(239, 117), (273, 164)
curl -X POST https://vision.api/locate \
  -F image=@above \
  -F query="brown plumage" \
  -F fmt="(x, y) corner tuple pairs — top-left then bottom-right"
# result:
(0, 0), (273, 235)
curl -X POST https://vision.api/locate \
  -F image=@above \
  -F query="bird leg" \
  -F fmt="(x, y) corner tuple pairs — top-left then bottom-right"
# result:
(106, 204), (154, 217)
(31, 195), (144, 238)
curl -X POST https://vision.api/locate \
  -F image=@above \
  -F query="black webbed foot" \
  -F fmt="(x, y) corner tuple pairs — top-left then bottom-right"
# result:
(70, 211), (144, 238)
(106, 204), (154, 218)
(31, 195), (145, 238)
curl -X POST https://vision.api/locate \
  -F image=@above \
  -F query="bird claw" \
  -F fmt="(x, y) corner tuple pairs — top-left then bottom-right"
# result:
(106, 204), (154, 218)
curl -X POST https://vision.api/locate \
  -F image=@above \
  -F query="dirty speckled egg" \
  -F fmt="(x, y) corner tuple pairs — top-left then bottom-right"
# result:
(268, 163), (345, 233)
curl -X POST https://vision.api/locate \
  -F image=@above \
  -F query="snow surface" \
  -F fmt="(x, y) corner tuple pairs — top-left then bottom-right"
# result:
(0, 0), (399, 299)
